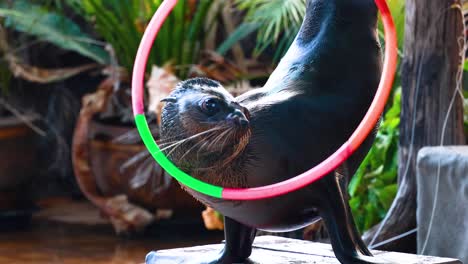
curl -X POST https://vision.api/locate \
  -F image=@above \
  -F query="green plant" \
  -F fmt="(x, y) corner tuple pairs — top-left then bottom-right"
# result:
(218, 0), (405, 64)
(0, 0), (109, 64)
(1, 0), (217, 80)
(463, 3), (468, 138)
(218, 0), (306, 62)
(464, 91), (468, 136)
(349, 88), (401, 232)
(349, 0), (405, 233)
(0, 0), (114, 88)
(67, 0), (216, 78)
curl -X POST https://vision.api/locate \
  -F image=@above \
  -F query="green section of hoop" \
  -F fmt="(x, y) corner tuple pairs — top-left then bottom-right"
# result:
(135, 114), (223, 198)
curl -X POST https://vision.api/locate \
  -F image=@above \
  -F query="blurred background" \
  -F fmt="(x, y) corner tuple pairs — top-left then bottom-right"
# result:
(0, 0), (466, 263)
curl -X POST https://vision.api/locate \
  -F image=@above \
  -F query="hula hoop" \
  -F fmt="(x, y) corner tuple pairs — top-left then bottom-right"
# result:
(132, 0), (397, 201)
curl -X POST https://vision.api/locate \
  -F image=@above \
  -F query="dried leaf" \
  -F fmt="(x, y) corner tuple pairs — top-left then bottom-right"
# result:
(146, 65), (179, 123)
(225, 80), (260, 97)
(202, 207), (224, 231)
(106, 195), (155, 234)
(191, 51), (244, 83)
(6, 53), (99, 83)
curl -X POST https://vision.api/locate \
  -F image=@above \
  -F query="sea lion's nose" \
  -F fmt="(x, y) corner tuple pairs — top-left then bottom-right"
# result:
(227, 109), (249, 128)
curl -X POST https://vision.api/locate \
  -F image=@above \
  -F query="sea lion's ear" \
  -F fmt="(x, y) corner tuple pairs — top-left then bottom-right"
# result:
(161, 97), (177, 103)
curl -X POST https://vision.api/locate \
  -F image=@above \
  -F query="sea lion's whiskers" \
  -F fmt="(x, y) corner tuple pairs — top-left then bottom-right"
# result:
(221, 128), (235, 149)
(160, 140), (186, 153)
(196, 127), (231, 161)
(166, 141), (189, 158)
(207, 128), (232, 151)
(219, 130), (238, 166)
(220, 127), (236, 146)
(158, 138), (194, 148)
(197, 135), (216, 158)
(221, 129), (251, 167)
(179, 135), (213, 161)
(165, 127), (227, 158)
(216, 126), (233, 141)
(206, 131), (226, 151)
(158, 141), (179, 147)
(209, 128), (233, 153)
(158, 128), (214, 144)
(179, 129), (222, 161)
(157, 132), (191, 144)
(199, 126), (227, 152)
(160, 127), (223, 153)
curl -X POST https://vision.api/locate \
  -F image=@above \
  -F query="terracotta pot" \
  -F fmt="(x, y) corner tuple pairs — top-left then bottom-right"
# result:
(88, 119), (202, 216)
(72, 78), (203, 233)
(0, 115), (38, 227)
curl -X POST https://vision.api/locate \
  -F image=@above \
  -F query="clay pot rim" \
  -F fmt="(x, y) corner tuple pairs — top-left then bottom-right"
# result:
(89, 114), (160, 142)
(90, 139), (146, 152)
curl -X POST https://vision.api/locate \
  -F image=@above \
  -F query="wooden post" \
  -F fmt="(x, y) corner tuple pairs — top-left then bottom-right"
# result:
(364, 0), (466, 251)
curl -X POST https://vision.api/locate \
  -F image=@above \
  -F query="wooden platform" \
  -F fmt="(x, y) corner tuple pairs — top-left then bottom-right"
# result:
(147, 236), (462, 264)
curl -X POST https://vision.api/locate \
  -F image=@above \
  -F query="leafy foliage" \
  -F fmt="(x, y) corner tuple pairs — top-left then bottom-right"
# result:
(349, 89), (401, 232)
(464, 91), (468, 136)
(349, 0), (405, 233)
(219, 0), (405, 64)
(218, 0), (306, 61)
(67, 0), (216, 78)
(1, 0), (217, 79)
(463, 4), (468, 137)
(0, 0), (109, 64)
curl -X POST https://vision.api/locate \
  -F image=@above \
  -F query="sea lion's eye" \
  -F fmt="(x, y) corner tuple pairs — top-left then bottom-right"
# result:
(201, 98), (221, 116)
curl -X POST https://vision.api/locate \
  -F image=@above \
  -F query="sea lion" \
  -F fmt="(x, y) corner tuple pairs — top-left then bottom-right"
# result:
(159, 77), (253, 188)
(150, 0), (385, 263)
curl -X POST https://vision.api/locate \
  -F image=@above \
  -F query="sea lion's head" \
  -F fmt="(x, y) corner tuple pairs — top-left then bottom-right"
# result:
(160, 78), (251, 172)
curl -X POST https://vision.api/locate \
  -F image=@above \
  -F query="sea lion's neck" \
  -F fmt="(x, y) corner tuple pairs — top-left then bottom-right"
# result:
(264, 0), (379, 92)
(297, 0), (377, 45)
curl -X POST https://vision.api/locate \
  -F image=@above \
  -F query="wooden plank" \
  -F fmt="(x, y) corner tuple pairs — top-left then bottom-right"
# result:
(147, 236), (462, 264)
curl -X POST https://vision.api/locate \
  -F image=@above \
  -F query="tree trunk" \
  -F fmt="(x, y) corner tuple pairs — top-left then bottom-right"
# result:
(363, 0), (466, 252)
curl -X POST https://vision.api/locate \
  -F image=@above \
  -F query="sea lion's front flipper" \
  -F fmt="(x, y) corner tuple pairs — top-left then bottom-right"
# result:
(145, 217), (256, 264)
(318, 175), (395, 264)
(215, 217), (257, 264)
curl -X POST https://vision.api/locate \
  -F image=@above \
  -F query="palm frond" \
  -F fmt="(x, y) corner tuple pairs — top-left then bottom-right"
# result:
(0, 0), (109, 64)
(218, 0), (306, 61)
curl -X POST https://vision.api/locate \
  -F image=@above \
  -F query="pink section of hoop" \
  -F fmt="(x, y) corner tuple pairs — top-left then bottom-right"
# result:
(132, 0), (178, 115)
(222, 144), (353, 200)
(131, 0), (397, 201)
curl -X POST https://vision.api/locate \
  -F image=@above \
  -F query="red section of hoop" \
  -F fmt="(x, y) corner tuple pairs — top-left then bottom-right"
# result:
(222, 0), (397, 200)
